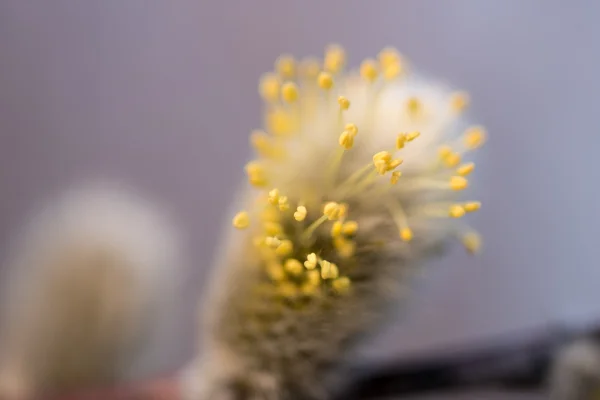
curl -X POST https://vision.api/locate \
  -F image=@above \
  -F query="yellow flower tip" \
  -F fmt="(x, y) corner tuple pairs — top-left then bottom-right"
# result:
(464, 126), (487, 149)
(344, 123), (358, 137)
(300, 57), (321, 79)
(400, 227), (413, 242)
(462, 232), (482, 254)
(342, 220), (358, 236)
(457, 162), (475, 176)
(443, 152), (462, 168)
(331, 221), (343, 238)
(450, 176), (469, 191)
(317, 71), (334, 90)
(449, 204), (466, 218)
(406, 131), (420, 141)
(304, 253), (318, 270)
(339, 131), (354, 150)
(324, 44), (346, 73)
(266, 107), (294, 136)
(320, 260), (339, 280)
(284, 258), (304, 276)
(387, 158), (403, 171)
(281, 81), (299, 103)
(383, 62), (402, 80)
(275, 239), (294, 256)
(338, 203), (348, 219)
(450, 91), (470, 113)
(323, 201), (342, 220)
(390, 171), (402, 185)
(373, 151), (392, 164)
(306, 269), (321, 286)
(406, 97), (422, 116)
(373, 151), (401, 174)
(438, 145), (453, 159)
(337, 96), (350, 110)
(258, 73), (281, 103)
(265, 236), (282, 248)
(267, 262), (285, 282)
(332, 276), (351, 294)
(268, 188), (280, 205)
(464, 201), (481, 213)
(294, 206), (307, 221)
(396, 133), (407, 149)
(275, 54), (296, 79)
(250, 130), (283, 159)
(278, 196), (290, 211)
(263, 221), (283, 236)
(378, 47), (401, 68)
(232, 211), (250, 229)
(336, 239), (356, 259)
(360, 59), (379, 82)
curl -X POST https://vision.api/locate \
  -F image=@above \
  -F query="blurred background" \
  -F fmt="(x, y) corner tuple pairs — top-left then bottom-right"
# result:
(0, 0), (599, 384)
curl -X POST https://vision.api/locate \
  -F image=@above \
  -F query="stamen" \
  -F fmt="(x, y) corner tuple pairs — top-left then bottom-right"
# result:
(332, 276), (351, 293)
(267, 262), (285, 282)
(281, 82), (299, 103)
(385, 200), (413, 242)
(275, 240), (293, 256)
(245, 161), (268, 187)
(320, 260), (339, 279)
(294, 206), (307, 221)
(342, 221), (358, 235)
(232, 211), (250, 229)
(278, 196), (290, 211)
(263, 221), (283, 236)
(318, 72), (334, 90)
(464, 126), (487, 149)
(360, 59), (379, 83)
(449, 204), (466, 218)
(284, 259), (304, 276)
(268, 188), (280, 205)
(300, 57), (321, 80)
(275, 54), (296, 79)
(304, 253), (318, 270)
(324, 44), (346, 74)
(464, 201), (481, 213)
(462, 232), (482, 254)
(258, 73), (281, 103)
(450, 91), (469, 113)
(457, 162), (475, 176)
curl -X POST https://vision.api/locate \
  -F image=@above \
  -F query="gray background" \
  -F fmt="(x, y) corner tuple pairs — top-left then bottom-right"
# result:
(1, 0), (599, 379)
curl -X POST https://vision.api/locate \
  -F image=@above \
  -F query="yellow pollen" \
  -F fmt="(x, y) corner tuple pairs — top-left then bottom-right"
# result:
(462, 232), (482, 254)
(373, 151), (392, 164)
(324, 44), (346, 73)
(406, 97), (422, 116)
(232, 211), (250, 229)
(284, 259), (304, 276)
(339, 131), (354, 150)
(332, 276), (351, 293)
(388, 158), (403, 170)
(275, 54), (296, 79)
(318, 72), (334, 90)
(464, 126), (487, 149)
(390, 171), (402, 185)
(400, 227), (413, 242)
(378, 47), (401, 69)
(320, 260), (339, 279)
(294, 206), (307, 221)
(360, 59), (379, 82)
(444, 152), (462, 168)
(450, 176), (469, 191)
(464, 201), (481, 213)
(263, 221), (283, 236)
(258, 73), (281, 103)
(457, 162), (475, 176)
(342, 221), (358, 236)
(250, 130), (284, 160)
(338, 203), (348, 219)
(306, 269), (321, 286)
(278, 196), (290, 211)
(407, 131), (420, 141)
(261, 207), (280, 223)
(265, 236), (281, 248)
(345, 123), (358, 137)
(450, 91), (470, 113)
(268, 188), (280, 205)
(281, 82), (299, 103)
(331, 221), (343, 237)
(396, 133), (407, 149)
(304, 253), (318, 270)
(275, 240), (293, 256)
(323, 202), (342, 220)
(245, 161), (268, 187)
(335, 238), (356, 258)
(449, 204), (466, 218)
(300, 57), (321, 79)
(267, 262), (285, 282)
(438, 145), (453, 159)
(337, 96), (350, 110)
(266, 107), (294, 136)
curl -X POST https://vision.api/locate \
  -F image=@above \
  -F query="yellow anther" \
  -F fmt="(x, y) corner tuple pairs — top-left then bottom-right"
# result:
(258, 73), (281, 103)
(294, 206), (307, 221)
(464, 201), (481, 213)
(383, 62), (402, 80)
(339, 131), (354, 150)
(331, 221), (343, 237)
(406, 97), (421, 116)
(268, 188), (280, 205)
(406, 131), (420, 141)
(449, 204), (466, 218)
(338, 96), (350, 110)
(378, 47), (401, 69)
(301, 282), (319, 296)
(450, 91), (470, 113)
(438, 145), (453, 159)
(304, 253), (318, 270)
(281, 81), (299, 103)
(300, 57), (321, 79)
(342, 221), (358, 236)
(263, 221), (283, 236)
(360, 59), (379, 82)
(267, 262), (285, 282)
(388, 158), (403, 171)
(265, 236), (282, 248)
(261, 207), (280, 222)
(400, 227), (413, 242)
(284, 258), (304, 276)
(275, 240), (293, 256)
(250, 130), (284, 160)
(332, 276), (351, 294)
(306, 269), (321, 286)
(278, 196), (290, 211)
(279, 282), (298, 298)
(390, 171), (402, 185)
(464, 126), (487, 149)
(450, 176), (469, 191)
(345, 123), (358, 137)
(396, 133), (407, 149)
(324, 44), (346, 73)
(323, 202), (341, 220)
(373, 151), (392, 164)
(462, 232), (482, 254)
(443, 152), (462, 168)
(266, 107), (294, 136)
(320, 260), (339, 279)
(318, 72), (333, 90)
(275, 54), (296, 79)
(232, 211), (250, 229)
(336, 238), (355, 258)
(338, 203), (348, 219)
(245, 161), (268, 187)
(457, 162), (475, 176)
